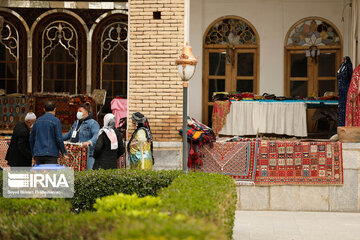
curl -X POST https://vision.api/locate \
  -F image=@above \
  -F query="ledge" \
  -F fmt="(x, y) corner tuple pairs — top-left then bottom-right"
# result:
(342, 143), (360, 150)
(153, 141), (182, 148)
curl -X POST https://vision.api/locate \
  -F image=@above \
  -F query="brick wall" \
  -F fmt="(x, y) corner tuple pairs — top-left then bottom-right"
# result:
(129, 0), (185, 142)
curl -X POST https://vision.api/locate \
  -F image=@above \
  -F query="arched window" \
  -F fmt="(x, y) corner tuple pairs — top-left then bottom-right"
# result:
(284, 17), (342, 98)
(32, 13), (87, 94)
(92, 13), (128, 113)
(0, 12), (27, 94)
(203, 16), (259, 126)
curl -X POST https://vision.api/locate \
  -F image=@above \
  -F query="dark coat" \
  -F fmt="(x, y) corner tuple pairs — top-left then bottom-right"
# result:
(93, 128), (125, 170)
(5, 122), (32, 167)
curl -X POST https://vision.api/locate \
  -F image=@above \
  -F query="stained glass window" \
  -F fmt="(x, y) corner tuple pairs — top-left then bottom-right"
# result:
(205, 18), (257, 45)
(287, 19), (340, 47)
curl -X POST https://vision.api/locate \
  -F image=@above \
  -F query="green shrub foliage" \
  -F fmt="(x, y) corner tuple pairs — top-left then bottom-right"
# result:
(94, 192), (164, 217)
(71, 169), (182, 212)
(0, 198), (71, 216)
(0, 211), (226, 240)
(159, 172), (237, 238)
(0, 170), (236, 239)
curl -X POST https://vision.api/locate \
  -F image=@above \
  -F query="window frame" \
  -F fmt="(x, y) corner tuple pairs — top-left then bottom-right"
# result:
(32, 13), (87, 94)
(91, 13), (128, 113)
(284, 17), (343, 98)
(202, 16), (260, 126)
(0, 12), (27, 94)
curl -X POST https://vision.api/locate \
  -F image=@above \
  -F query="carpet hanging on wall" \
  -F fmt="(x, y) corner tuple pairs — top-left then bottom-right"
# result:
(254, 140), (343, 185)
(0, 96), (35, 131)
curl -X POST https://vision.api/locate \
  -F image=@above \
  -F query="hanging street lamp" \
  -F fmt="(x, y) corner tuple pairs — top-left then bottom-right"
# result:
(175, 42), (198, 172)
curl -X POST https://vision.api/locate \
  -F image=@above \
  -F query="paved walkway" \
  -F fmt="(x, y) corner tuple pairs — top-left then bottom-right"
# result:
(233, 211), (360, 240)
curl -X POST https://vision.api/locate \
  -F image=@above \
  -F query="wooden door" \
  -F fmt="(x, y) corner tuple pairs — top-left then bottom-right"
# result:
(203, 47), (258, 126)
(286, 48), (341, 133)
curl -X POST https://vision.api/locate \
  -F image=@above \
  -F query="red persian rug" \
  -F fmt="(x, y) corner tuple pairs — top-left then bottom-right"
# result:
(255, 141), (343, 185)
(197, 140), (258, 181)
(0, 138), (11, 170)
(58, 142), (88, 171)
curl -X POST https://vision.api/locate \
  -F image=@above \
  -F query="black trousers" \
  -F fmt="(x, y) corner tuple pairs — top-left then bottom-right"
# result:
(34, 156), (58, 165)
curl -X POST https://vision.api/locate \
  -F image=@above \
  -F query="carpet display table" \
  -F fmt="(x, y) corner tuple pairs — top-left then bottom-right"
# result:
(219, 100), (308, 137)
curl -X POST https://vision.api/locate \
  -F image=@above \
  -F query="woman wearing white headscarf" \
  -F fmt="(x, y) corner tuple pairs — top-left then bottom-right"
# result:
(93, 113), (124, 169)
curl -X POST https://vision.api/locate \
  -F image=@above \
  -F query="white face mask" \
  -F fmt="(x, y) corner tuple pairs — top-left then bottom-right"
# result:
(77, 111), (83, 120)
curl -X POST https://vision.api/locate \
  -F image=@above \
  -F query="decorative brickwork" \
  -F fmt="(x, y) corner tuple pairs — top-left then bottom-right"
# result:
(129, 0), (185, 142)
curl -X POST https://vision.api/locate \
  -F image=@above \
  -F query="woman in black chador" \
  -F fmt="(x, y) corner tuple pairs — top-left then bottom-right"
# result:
(337, 56), (353, 127)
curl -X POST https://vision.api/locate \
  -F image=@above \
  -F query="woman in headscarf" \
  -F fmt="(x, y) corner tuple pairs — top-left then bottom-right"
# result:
(127, 112), (154, 169)
(93, 113), (125, 170)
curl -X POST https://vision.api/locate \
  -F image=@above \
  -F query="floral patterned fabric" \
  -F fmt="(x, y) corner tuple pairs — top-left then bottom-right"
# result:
(129, 129), (153, 170)
(345, 65), (360, 126)
(212, 100), (232, 135)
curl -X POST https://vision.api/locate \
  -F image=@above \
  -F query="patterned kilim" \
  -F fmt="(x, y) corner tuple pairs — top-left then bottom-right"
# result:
(255, 141), (343, 185)
(58, 142), (88, 171)
(118, 155), (126, 169)
(0, 138), (11, 170)
(197, 141), (258, 181)
(0, 96), (35, 131)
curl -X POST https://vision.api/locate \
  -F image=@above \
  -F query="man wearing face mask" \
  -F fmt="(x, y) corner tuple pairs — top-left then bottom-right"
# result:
(6, 112), (37, 167)
(63, 102), (100, 170)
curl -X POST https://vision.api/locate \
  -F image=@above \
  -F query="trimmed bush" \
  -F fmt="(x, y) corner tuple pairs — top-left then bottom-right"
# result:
(0, 211), (225, 240)
(0, 170), (236, 239)
(159, 172), (237, 238)
(0, 212), (115, 240)
(0, 198), (71, 216)
(103, 213), (226, 240)
(94, 192), (163, 217)
(71, 169), (182, 212)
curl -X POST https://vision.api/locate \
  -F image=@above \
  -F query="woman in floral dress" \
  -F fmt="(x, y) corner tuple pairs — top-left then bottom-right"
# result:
(127, 112), (154, 169)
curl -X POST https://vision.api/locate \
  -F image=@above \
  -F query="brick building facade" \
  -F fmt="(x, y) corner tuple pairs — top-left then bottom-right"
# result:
(129, 0), (185, 142)
(0, 0), (187, 169)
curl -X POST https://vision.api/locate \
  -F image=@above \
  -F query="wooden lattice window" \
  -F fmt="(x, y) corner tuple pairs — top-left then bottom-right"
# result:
(0, 13), (27, 94)
(32, 13), (86, 94)
(42, 21), (78, 94)
(92, 14), (128, 113)
(203, 16), (259, 126)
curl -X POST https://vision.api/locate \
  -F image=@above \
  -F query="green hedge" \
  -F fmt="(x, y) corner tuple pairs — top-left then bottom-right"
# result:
(0, 198), (70, 216)
(0, 211), (225, 240)
(0, 170), (236, 239)
(71, 169), (182, 212)
(159, 172), (237, 238)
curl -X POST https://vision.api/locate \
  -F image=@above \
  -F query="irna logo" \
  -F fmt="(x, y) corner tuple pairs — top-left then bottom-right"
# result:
(7, 172), (69, 188)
